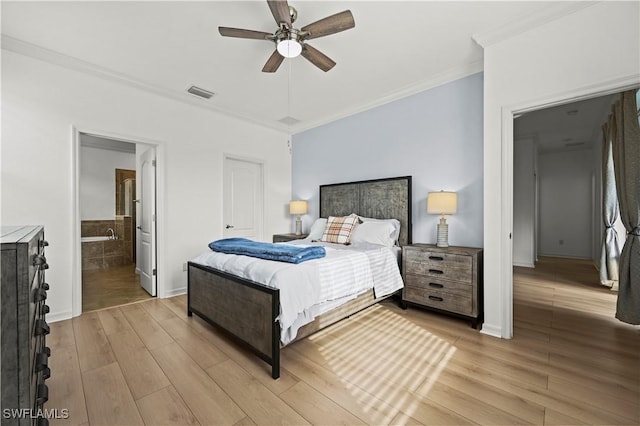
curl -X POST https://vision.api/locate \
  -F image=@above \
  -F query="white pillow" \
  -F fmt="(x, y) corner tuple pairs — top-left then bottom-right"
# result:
(350, 220), (397, 247)
(308, 218), (327, 240)
(358, 217), (401, 245)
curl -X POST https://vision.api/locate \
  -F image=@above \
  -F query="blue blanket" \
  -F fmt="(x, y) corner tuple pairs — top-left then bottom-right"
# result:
(209, 238), (326, 264)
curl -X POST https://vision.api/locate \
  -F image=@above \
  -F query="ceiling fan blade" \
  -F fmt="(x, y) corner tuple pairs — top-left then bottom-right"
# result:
(267, 0), (291, 27)
(262, 50), (285, 73)
(301, 44), (336, 72)
(300, 10), (355, 40)
(218, 27), (273, 40)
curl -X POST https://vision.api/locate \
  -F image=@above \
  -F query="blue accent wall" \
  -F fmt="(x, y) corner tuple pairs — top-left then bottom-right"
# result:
(292, 72), (483, 247)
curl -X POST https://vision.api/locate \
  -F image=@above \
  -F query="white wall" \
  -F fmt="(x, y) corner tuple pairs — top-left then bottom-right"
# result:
(513, 137), (536, 267)
(1, 50), (291, 321)
(292, 73), (484, 249)
(538, 149), (594, 259)
(80, 145), (135, 220)
(481, 1), (640, 337)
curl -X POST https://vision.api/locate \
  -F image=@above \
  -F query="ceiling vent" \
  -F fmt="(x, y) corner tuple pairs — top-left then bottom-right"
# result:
(187, 85), (215, 99)
(278, 116), (301, 125)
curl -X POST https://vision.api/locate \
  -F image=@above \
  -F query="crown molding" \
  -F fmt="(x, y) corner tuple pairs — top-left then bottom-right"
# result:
(1, 35), (290, 133)
(2, 34), (483, 137)
(472, 1), (598, 48)
(290, 60), (484, 134)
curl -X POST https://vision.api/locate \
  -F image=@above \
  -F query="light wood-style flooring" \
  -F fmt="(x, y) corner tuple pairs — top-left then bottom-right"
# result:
(82, 263), (152, 312)
(48, 257), (639, 425)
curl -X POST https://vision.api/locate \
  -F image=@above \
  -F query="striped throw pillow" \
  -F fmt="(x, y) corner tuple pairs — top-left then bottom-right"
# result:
(320, 214), (359, 244)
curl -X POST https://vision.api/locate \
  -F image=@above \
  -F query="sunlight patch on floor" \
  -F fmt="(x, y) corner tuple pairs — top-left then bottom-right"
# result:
(314, 304), (456, 422)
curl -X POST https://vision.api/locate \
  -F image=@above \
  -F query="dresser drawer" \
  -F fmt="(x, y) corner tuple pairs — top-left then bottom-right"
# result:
(404, 250), (472, 283)
(404, 273), (471, 297)
(403, 285), (473, 316)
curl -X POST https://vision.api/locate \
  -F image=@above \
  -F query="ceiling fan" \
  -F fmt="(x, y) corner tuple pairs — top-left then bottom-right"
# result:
(218, 0), (355, 73)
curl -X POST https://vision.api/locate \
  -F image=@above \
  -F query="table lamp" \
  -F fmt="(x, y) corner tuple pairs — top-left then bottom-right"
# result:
(289, 200), (308, 235)
(427, 191), (457, 247)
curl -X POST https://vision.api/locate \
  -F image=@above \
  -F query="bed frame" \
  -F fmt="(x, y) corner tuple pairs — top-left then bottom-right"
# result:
(187, 176), (412, 379)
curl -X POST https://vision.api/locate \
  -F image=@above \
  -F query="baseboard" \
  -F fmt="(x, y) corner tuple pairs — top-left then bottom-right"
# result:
(480, 323), (504, 338)
(538, 253), (591, 260)
(162, 286), (187, 298)
(47, 310), (73, 323)
(513, 261), (535, 268)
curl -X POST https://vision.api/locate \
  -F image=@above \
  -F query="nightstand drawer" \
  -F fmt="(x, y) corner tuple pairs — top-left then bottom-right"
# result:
(404, 274), (471, 297)
(405, 251), (472, 283)
(403, 285), (473, 316)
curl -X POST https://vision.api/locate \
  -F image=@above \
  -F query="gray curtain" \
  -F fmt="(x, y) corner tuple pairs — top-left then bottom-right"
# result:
(600, 120), (621, 288)
(612, 89), (640, 325)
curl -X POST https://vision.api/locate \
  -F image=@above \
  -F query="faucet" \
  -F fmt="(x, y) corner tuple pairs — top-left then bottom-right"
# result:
(106, 228), (116, 240)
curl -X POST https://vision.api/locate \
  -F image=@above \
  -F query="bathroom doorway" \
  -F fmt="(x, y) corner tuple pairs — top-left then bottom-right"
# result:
(79, 133), (154, 311)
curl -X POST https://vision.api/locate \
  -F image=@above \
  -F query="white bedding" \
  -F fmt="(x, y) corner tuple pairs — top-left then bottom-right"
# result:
(191, 239), (403, 344)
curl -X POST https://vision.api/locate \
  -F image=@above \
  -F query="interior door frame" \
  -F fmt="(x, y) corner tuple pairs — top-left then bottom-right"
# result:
(71, 126), (166, 317)
(499, 77), (639, 338)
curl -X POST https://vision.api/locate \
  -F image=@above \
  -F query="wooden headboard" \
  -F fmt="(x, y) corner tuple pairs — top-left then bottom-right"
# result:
(319, 176), (412, 246)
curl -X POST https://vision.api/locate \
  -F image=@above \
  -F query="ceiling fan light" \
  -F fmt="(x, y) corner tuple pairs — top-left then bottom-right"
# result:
(277, 39), (302, 58)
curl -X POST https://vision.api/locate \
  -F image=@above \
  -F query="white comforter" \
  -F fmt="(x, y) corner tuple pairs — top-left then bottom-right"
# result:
(191, 240), (403, 344)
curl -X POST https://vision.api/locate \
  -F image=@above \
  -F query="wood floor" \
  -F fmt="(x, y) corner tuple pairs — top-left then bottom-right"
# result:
(48, 257), (639, 425)
(82, 263), (152, 312)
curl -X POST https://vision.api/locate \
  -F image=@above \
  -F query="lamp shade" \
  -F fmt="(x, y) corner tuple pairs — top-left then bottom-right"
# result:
(289, 200), (308, 215)
(427, 191), (457, 215)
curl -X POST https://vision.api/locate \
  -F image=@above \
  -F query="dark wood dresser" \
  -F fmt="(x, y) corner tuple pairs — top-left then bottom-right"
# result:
(402, 244), (483, 328)
(1, 226), (51, 425)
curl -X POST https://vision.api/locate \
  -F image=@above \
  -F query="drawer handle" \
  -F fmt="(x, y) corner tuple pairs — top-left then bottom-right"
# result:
(34, 288), (47, 303)
(42, 282), (50, 290)
(428, 269), (444, 274)
(42, 367), (51, 381)
(429, 255), (444, 261)
(40, 240), (49, 248)
(44, 346), (51, 357)
(41, 304), (50, 315)
(33, 254), (47, 266)
(36, 352), (49, 371)
(35, 319), (50, 336)
(36, 384), (48, 405)
(428, 295), (444, 302)
(429, 282), (444, 288)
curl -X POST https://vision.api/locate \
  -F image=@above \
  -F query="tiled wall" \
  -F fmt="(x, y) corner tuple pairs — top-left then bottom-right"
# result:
(81, 217), (134, 270)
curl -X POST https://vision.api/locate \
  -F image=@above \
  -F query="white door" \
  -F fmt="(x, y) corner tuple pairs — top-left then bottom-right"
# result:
(223, 157), (263, 240)
(138, 147), (156, 296)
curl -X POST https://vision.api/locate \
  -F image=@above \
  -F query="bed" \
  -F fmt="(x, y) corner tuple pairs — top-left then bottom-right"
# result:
(187, 176), (412, 379)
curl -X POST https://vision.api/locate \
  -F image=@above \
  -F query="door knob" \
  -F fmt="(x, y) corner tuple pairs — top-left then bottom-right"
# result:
(225, 225), (235, 229)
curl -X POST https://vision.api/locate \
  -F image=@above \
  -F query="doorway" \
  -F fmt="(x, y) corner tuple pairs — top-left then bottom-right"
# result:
(510, 90), (633, 333)
(75, 132), (158, 313)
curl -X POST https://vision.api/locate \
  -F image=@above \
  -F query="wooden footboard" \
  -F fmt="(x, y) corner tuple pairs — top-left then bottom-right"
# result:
(187, 262), (281, 378)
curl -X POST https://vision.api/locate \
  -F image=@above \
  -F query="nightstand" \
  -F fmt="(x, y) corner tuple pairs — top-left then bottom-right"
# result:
(272, 233), (309, 243)
(402, 244), (483, 328)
